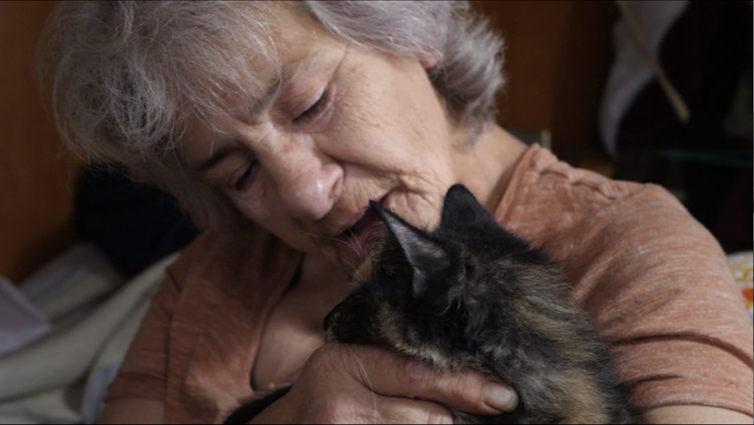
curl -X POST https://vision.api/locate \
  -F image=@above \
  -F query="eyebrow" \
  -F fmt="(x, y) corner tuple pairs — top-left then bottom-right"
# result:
(194, 144), (239, 175)
(191, 79), (280, 176)
(246, 51), (323, 118)
(191, 52), (328, 175)
(247, 76), (283, 118)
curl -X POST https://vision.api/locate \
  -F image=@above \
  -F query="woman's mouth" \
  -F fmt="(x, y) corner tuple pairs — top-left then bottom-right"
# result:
(335, 197), (389, 264)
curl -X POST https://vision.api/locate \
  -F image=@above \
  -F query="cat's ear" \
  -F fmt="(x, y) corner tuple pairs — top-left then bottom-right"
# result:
(440, 184), (500, 232)
(370, 201), (449, 296)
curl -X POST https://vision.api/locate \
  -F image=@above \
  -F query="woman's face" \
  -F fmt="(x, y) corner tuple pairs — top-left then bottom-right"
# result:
(182, 7), (464, 267)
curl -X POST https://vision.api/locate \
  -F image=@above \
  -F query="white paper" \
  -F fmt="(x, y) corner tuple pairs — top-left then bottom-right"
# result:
(0, 276), (51, 357)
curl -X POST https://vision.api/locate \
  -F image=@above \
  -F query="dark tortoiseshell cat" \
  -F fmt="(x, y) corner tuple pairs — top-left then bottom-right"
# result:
(226, 184), (641, 424)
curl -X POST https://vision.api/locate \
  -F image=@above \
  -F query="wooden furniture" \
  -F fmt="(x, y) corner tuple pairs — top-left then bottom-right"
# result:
(473, 0), (617, 161)
(0, 1), (80, 283)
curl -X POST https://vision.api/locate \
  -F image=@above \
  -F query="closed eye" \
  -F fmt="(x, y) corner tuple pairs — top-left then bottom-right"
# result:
(234, 163), (256, 191)
(294, 86), (330, 124)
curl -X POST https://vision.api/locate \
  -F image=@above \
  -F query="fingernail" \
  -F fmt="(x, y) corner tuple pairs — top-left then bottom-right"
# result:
(484, 382), (518, 412)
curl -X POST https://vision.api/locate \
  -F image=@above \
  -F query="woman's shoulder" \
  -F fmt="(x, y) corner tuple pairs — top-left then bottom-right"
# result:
(497, 146), (686, 245)
(507, 145), (671, 209)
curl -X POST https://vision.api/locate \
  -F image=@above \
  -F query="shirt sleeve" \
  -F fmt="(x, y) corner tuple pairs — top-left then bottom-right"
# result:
(104, 269), (181, 403)
(566, 185), (753, 417)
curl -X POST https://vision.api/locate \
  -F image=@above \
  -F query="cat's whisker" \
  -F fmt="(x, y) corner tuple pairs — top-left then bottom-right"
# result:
(303, 230), (369, 268)
(304, 231), (359, 254)
(350, 230), (366, 256)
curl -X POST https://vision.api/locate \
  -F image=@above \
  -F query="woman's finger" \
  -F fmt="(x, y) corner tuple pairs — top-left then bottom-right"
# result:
(374, 395), (455, 424)
(321, 344), (518, 415)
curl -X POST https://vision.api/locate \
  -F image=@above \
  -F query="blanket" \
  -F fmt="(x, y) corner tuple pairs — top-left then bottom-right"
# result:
(0, 244), (176, 424)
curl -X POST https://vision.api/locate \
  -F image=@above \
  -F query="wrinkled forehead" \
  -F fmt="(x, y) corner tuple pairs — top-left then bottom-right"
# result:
(177, 2), (288, 109)
(178, 3), (348, 162)
(176, 2), (333, 134)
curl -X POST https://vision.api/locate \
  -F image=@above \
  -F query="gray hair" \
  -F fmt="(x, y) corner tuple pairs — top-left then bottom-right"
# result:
(39, 0), (505, 229)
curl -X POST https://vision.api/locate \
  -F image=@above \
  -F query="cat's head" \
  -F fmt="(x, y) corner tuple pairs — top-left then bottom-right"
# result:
(324, 184), (546, 367)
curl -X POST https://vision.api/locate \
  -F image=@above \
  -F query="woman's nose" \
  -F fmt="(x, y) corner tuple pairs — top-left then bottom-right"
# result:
(272, 147), (343, 221)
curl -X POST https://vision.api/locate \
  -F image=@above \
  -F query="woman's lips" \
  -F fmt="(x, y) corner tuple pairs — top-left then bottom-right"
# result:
(338, 209), (383, 257)
(335, 194), (390, 238)
(335, 195), (389, 261)
(338, 208), (369, 237)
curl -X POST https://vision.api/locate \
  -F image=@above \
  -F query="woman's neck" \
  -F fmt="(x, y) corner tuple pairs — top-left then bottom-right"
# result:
(453, 124), (529, 214)
(291, 253), (352, 326)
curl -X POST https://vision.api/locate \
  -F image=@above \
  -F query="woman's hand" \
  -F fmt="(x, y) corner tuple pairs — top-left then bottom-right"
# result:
(252, 343), (518, 424)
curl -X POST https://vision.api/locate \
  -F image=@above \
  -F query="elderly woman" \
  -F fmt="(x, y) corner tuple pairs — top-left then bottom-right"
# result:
(39, 1), (752, 424)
